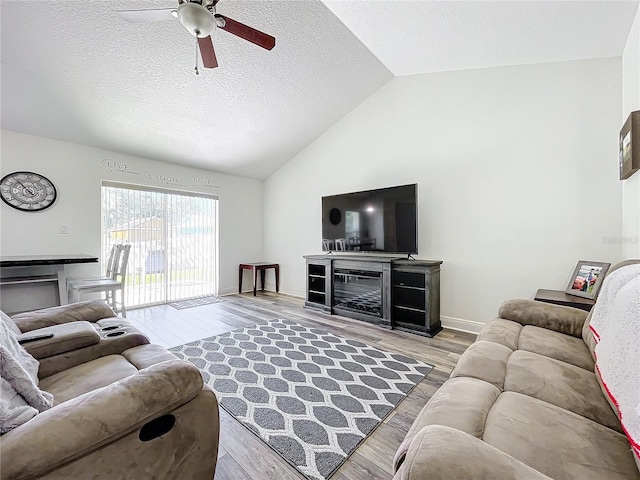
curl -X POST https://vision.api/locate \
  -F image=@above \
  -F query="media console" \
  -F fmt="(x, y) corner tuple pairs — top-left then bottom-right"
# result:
(304, 255), (442, 337)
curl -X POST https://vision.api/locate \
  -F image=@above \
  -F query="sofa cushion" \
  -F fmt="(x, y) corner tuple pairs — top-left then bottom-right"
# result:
(477, 319), (594, 371)
(18, 321), (100, 360)
(40, 355), (138, 405)
(484, 392), (640, 480)
(393, 376), (501, 471)
(450, 342), (621, 432)
(11, 300), (117, 333)
(477, 318), (521, 350)
(396, 425), (554, 480)
(498, 299), (587, 338)
(450, 340), (512, 389)
(518, 325), (594, 371)
(504, 350), (621, 432)
(122, 343), (178, 370)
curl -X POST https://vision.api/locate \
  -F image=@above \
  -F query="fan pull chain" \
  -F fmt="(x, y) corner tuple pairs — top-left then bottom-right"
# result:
(194, 37), (200, 75)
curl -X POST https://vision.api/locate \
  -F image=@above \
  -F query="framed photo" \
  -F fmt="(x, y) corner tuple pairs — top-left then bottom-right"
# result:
(619, 110), (639, 180)
(565, 261), (611, 299)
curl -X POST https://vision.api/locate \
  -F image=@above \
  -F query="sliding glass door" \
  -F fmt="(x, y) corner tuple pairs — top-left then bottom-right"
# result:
(102, 181), (218, 308)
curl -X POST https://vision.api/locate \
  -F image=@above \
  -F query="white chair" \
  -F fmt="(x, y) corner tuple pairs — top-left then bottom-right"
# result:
(68, 244), (131, 317)
(335, 238), (346, 251)
(322, 239), (334, 251)
(67, 244), (120, 299)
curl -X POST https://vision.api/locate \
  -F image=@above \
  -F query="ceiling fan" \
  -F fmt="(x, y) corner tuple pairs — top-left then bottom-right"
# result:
(117, 0), (275, 71)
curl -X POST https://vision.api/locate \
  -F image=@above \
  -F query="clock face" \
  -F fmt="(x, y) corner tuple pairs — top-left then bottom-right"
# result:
(0, 171), (57, 212)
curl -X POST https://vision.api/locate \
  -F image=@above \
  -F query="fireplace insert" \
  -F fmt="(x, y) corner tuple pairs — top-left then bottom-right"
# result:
(333, 269), (382, 316)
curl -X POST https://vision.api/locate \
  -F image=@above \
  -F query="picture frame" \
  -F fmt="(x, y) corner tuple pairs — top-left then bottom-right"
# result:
(565, 261), (611, 299)
(619, 110), (639, 180)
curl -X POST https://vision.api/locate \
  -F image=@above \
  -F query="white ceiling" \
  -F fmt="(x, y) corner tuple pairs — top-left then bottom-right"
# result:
(325, 0), (640, 76)
(1, 1), (638, 180)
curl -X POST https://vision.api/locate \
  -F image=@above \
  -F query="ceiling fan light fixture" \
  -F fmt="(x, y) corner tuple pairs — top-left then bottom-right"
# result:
(177, 2), (216, 38)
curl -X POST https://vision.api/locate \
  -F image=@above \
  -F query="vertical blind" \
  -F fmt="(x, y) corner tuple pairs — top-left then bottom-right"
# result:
(102, 181), (219, 308)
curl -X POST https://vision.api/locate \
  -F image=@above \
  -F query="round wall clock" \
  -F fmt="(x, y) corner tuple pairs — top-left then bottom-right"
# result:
(0, 171), (57, 212)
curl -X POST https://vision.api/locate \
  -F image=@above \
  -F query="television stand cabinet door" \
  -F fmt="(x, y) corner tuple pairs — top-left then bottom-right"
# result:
(391, 260), (442, 337)
(304, 258), (332, 313)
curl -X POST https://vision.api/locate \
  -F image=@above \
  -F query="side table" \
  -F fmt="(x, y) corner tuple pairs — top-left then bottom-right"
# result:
(534, 289), (595, 312)
(239, 263), (280, 296)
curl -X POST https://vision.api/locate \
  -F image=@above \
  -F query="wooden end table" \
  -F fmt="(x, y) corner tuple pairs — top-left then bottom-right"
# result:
(239, 263), (280, 296)
(534, 289), (595, 312)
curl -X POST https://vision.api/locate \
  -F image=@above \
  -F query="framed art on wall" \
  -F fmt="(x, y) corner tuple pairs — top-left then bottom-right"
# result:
(565, 261), (611, 299)
(619, 110), (639, 180)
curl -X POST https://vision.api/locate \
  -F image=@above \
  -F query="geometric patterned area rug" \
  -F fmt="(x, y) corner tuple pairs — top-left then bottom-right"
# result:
(169, 295), (224, 310)
(169, 319), (433, 480)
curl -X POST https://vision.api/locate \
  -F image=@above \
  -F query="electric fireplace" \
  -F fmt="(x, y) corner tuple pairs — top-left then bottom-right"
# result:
(333, 269), (382, 317)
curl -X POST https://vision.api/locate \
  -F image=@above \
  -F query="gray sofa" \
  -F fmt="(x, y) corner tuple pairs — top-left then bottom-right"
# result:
(1, 301), (220, 480)
(393, 260), (640, 480)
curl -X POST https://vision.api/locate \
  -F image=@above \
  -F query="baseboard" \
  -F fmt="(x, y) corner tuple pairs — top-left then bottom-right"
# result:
(440, 315), (484, 335)
(219, 285), (306, 298)
(219, 288), (483, 334)
(218, 286), (240, 296)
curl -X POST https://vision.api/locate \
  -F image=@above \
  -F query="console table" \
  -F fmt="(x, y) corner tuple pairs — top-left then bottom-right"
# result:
(304, 255), (442, 337)
(0, 254), (98, 312)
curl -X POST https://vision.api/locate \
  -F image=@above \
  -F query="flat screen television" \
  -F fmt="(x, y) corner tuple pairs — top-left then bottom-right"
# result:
(322, 184), (418, 254)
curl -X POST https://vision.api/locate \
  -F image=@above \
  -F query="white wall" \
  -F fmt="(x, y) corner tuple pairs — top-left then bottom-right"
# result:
(263, 58), (623, 330)
(0, 130), (263, 295)
(621, 5), (640, 259)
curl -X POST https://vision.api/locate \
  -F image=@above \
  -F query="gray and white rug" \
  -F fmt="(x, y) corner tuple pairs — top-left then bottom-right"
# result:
(169, 319), (433, 480)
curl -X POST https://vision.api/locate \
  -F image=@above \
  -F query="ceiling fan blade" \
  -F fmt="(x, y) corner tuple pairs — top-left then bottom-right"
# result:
(117, 8), (176, 24)
(198, 36), (218, 68)
(216, 15), (275, 50)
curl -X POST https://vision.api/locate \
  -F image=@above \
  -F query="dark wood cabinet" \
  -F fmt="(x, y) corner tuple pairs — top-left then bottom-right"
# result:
(534, 289), (594, 312)
(391, 261), (442, 337)
(304, 259), (331, 313)
(304, 255), (442, 336)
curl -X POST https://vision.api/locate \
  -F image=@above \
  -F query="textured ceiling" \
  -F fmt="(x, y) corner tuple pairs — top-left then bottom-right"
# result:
(0, 0), (392, 179)
(1, 1), (638, 179)
(325, 0), (639, 76)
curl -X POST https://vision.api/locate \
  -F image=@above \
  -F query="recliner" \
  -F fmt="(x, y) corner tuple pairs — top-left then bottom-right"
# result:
(0, 301), (220, 480)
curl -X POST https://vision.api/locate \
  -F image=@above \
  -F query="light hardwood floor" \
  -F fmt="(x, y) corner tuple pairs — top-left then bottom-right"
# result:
(126, 292), (476, 480)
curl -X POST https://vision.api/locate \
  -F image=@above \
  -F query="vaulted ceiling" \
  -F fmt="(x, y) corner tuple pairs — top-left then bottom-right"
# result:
(1, 0), (638, 180)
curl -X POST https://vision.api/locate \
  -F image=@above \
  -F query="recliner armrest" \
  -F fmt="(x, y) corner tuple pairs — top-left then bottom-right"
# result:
(18, 321), (100, 359)
(394, 425), (553, 480)
(1, 359), (206, 480)
(498, 299), (588, 338)
(11, 300), (117, 332)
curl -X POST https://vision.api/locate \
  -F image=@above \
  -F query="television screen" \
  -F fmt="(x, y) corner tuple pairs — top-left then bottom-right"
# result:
(322, 184), (417, 254)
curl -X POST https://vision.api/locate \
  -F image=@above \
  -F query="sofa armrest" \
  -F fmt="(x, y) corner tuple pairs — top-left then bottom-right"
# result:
(18, 321), (100, 360)
(394, 425), (553, 480)
(1, 359), (206, 480)
(498, 299), (588, 338)
(11, 300), (117, 333)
